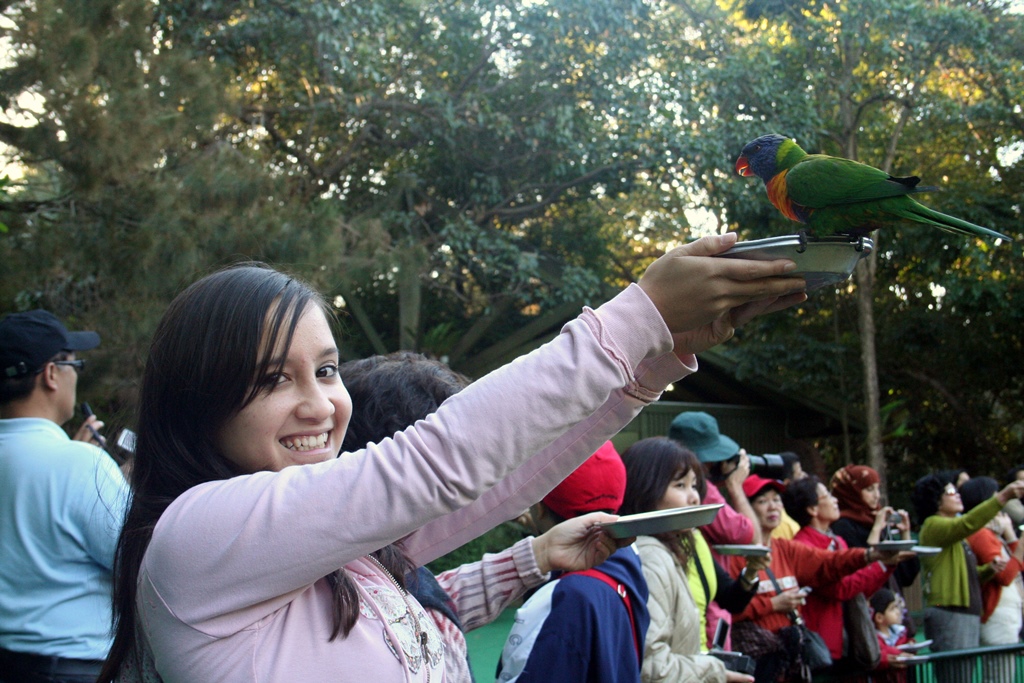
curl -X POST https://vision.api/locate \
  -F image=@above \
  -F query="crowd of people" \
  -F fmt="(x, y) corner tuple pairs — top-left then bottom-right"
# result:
(0, 239), (1022, 683)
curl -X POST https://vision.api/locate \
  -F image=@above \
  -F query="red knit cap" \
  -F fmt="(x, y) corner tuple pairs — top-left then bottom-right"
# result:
(542, 441), (626, 519)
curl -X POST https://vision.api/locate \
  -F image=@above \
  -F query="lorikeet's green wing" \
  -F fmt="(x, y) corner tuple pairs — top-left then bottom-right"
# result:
(785, 154), (923, 208)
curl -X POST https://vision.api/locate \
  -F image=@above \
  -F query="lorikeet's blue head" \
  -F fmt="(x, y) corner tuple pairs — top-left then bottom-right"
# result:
(735, 133), (790, 181)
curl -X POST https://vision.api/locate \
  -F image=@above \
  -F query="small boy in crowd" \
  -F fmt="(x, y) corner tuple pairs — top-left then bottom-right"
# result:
(871, 588), (910, 678)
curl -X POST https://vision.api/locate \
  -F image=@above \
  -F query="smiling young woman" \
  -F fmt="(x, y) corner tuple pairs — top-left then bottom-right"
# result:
(98, 237), (808, 683)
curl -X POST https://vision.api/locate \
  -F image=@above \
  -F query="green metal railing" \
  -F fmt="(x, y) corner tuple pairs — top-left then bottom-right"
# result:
(815, 642), (1024, 683)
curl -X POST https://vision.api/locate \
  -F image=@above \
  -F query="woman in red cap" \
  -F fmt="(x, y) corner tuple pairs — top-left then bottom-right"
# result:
(726, 475), (906, 683)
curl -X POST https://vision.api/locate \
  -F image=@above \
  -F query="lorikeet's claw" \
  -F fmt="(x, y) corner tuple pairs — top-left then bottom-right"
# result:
(796, 230), (808, 253)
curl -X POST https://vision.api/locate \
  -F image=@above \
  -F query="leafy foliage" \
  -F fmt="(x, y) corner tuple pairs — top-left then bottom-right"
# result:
(0, 0), (1022, 488)
(701, 0), (1024, 480)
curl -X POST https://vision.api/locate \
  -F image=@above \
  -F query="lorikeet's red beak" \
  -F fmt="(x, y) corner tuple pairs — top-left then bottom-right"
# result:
(735, 156), (752, 176)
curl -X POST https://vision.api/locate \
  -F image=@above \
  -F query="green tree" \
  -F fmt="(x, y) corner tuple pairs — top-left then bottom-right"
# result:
(687, 0), (1024, 484)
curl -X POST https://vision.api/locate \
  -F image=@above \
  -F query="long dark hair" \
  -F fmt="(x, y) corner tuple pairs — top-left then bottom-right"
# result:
(620, 436), (703, 566)
(99, 264), (403, 681)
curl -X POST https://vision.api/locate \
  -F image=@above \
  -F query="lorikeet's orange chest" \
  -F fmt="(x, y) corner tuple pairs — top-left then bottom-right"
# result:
(766, 171), (810, 224)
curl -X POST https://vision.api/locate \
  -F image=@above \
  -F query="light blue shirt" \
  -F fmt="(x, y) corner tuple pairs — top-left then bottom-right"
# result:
(0, 417), (130, 659)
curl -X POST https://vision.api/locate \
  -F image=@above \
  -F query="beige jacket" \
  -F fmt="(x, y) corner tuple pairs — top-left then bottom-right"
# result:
(635, 536), (727, 683)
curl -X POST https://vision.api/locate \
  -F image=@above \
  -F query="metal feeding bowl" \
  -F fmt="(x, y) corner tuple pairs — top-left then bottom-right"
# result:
(717, 234), (874, 291)
(598, 503), (723, 539)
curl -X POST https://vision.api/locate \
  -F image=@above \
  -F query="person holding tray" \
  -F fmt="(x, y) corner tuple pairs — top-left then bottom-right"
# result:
(620, 436), (765, 683)
(667, 411), (761, 649)
(498, 442), (650, 683)
(783, 476), (902, 662)
(340, 351), (627, 683)
(97, 235), (806, 683)
(911, 473), (1024, 683)
(727, 475), (906, 683)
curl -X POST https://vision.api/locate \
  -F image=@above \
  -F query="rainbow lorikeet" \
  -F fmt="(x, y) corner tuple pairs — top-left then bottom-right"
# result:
(735, 133), (1011, 242)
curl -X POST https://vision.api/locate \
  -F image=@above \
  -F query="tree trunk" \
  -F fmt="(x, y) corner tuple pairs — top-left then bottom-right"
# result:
(854, 245), (886, 483)
(397, 246), (423, 351)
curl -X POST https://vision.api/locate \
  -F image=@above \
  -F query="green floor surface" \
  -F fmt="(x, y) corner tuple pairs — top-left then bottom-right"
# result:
(467, 607), (517, 682)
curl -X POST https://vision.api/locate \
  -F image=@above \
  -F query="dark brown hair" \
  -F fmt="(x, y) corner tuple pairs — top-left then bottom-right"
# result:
(99, 264), (405, 681)
(620, 436), (702, 567)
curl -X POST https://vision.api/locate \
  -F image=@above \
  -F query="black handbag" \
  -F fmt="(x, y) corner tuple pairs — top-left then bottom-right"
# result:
(844, 592), (881, 669)
(797, 621), (833, 671)
(764, 568), (833, 672)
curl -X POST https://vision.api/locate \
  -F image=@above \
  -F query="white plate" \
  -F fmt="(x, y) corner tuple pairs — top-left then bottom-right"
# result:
(712, 544), (772, 557)
(872, 540), (917, 552)
(897, 639), (933, 652)
(717, 234), (874, 291)
(910, 545), (942, 556)
(599, 504), (723, 539)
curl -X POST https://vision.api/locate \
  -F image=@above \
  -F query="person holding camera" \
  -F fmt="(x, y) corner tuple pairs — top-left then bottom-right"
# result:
(911, 473), (1024, 683)
(829, 464), (920, 638)
(727, 475), (905, 683)
(0, 310), (129, 683)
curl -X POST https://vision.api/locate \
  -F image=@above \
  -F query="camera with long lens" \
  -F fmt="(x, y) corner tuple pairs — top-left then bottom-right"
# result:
(709, 452), (788, 482)
(748, 453), (787, 480)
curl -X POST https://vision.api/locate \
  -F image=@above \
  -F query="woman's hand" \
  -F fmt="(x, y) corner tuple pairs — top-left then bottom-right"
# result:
(638, 234), (806, 355)
(894, 509), (912, 538)
(887, 654), (907, 669)
(745, 554), (771, 575)
(725, 671), (755, 683)
(996, 481), (1024, 506)
(872, 506), (894, 532)
(878, 550), (917, 567)
(531, 511), (621, 574)
(771, 587), (805, 613)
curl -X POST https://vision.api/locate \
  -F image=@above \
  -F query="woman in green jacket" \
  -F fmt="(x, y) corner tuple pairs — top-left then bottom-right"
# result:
(911, 473), (1024, 682)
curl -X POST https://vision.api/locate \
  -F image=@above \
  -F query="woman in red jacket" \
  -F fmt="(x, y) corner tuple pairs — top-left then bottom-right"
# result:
(784, 476), (903, 662)
(726, 476), (901, 683)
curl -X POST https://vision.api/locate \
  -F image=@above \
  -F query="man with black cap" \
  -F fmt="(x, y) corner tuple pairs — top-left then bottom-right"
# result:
(0, 310), (129, 683)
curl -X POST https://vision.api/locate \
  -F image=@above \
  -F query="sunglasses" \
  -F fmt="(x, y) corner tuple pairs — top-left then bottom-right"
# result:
(53, 359), (86, 373)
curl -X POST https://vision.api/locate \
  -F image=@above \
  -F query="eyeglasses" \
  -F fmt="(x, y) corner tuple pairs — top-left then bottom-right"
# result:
(53, 359), (86, 373)
(942, 484), (958, 496)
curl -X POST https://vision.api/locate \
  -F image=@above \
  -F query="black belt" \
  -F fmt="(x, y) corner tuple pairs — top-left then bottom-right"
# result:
(0, 646), (104, 678)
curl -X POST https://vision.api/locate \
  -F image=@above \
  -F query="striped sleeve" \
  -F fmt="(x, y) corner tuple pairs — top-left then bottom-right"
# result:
(433, 537), (547, 632)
